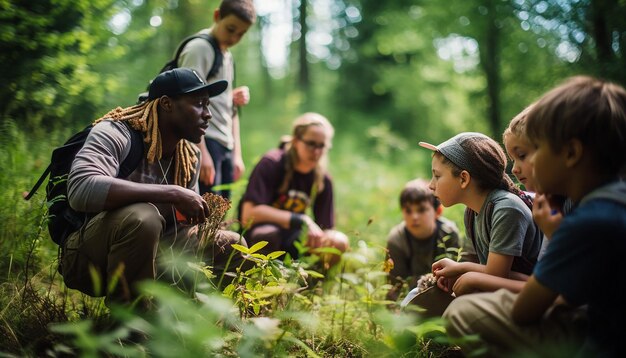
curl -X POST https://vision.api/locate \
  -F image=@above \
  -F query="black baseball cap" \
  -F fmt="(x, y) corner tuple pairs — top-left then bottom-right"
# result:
(148, 68), (228, 100)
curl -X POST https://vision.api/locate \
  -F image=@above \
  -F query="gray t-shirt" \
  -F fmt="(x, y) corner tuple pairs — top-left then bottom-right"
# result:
(178, 28), (235, 150)
(472, 189), (542, 266)
(67, 119), (200, 226)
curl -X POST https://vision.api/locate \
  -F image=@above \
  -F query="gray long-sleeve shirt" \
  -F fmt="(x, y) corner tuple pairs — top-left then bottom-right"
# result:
(68, 119), (200, 224)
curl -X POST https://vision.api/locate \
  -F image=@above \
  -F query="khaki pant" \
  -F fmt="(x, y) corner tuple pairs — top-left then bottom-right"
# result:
(61, 203), (247, 304)
(443, 289), (587, 357)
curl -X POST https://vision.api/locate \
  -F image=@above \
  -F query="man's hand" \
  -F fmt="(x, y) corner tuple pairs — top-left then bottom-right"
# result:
(232, 86), (250, 107)
(172, 186), (210, 225)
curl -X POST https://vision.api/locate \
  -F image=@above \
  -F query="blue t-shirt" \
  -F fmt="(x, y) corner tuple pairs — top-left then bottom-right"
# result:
(534, 191), (626, 356)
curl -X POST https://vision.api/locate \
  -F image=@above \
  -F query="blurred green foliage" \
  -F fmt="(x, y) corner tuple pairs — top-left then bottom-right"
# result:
(1, 0), (625, 355)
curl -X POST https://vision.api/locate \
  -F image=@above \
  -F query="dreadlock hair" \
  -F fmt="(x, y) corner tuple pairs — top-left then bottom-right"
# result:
(278, 112), (334, 195)
(93, 99), (198, 187)
(434, 135), (533, 210)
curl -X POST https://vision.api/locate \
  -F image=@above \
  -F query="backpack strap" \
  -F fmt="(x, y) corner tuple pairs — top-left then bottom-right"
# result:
(24, 125), (93, 201)
(174, 33), (223, 80)
(463, 207), (477, 250)
(24, 122), (144, 201)
(24, 166), (50, 200)
(118, 122), (145, 177)
(462, 201), (495, 263)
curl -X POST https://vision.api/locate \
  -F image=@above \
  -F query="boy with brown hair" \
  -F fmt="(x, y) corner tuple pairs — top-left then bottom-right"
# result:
(443, 76), (626, 357)
(178, 0), (256, 199)
(386, 179), (460, 300)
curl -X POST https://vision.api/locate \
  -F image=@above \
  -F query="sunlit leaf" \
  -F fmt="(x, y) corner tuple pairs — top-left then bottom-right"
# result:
(266, 251), (286, 260)
(248, 241), (268, 254)
(231, 243), (249, 254)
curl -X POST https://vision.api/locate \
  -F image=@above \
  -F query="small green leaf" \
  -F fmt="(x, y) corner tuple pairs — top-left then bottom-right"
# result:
(251, 253), (268, 260)
(231, 243), (249, 254)
(266, 251), (286, 260)
(248, 241), (269, 254)
(305, 270), (325, 279)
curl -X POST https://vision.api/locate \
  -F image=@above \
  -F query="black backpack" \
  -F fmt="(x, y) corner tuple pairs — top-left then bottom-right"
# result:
(24, 122), (145, 246)
(137, 33), (226, 103)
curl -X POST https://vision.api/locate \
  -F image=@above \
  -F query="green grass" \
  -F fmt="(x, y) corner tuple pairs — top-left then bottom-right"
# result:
(0, 105), (471, 356)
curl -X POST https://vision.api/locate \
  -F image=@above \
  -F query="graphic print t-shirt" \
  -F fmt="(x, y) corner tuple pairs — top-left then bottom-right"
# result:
(241, 148), (334, 229)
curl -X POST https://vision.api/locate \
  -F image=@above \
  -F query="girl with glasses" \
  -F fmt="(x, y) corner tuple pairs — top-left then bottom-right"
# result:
(239, 112), (349, 267)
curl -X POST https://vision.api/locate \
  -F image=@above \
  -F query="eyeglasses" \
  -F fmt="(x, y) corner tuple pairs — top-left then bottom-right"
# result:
(299, 138), (326, 150)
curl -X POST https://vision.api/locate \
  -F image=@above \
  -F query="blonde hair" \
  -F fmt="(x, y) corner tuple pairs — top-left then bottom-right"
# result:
(503, 103), (535, 142)
(94, 99), (197, 187)
(279, 112), (334, 194)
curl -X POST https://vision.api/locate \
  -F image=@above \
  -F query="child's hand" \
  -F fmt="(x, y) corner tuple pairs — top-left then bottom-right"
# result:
(432, 258), (459, 277)
(452, 272), (481, 296)
(303, 216), (324, 248)
(436, 275), (456, 293)
(232, 86), (250, 106)
(532, 194), (563, 239)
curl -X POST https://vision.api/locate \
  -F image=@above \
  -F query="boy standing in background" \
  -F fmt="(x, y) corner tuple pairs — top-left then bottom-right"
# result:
(178, 0), (256, 199)
(386, 179), (460, 301)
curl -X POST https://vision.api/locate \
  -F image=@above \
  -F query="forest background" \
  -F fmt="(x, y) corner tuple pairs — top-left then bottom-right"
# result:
(1, 0), (625, 356)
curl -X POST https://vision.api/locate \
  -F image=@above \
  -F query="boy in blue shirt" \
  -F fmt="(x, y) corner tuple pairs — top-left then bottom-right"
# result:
(443, 76), (626, 357)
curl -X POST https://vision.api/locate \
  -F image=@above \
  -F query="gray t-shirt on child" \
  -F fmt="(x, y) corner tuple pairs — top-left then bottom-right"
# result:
(178, 28), (235, 150)
(472, 189), (542, 266)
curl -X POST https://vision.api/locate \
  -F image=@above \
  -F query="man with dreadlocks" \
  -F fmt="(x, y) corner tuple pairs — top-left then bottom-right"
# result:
(61, 68), (247, 305)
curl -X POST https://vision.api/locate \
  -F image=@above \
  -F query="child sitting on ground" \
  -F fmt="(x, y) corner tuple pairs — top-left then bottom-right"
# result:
(386, 179), (461, 301)
(443, 76), (626, 357)
(437, 104), (569, 295)
(419, 132), (543, 297)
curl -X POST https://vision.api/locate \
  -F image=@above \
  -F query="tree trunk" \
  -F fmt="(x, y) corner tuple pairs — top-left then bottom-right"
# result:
(298, 0), (310, 95)
(480, 0), (501, 137)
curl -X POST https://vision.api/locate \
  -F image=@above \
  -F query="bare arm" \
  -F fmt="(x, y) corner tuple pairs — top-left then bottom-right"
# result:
(512, 275), (558, 324)
(483, 251), (515, 278)
(452, 271), (527, 296)
(198, 136), (215, 186)
(103, 179), (209, 223)
(240, 201), (291, 229)
(432, 258), (493, 277)
(232, 112), (245, 181)
(433, 252), (515, 293)
(240, 201), (324, 244)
